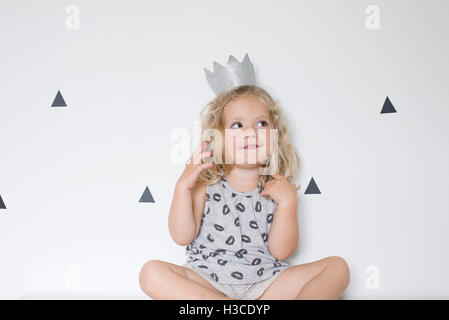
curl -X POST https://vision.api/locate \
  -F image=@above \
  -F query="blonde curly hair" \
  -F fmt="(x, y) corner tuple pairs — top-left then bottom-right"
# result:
(188, 84), (300, 188)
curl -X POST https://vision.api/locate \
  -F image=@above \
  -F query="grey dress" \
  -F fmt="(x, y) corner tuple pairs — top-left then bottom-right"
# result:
(184, 172), (289, 285)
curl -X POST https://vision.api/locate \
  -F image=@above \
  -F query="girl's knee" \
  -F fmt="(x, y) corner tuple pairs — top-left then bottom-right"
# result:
(327, 256), (350, 286)
(139, 259), (166, 294)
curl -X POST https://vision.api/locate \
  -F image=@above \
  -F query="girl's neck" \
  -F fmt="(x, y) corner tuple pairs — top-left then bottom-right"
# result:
(223, 165), (261, 193)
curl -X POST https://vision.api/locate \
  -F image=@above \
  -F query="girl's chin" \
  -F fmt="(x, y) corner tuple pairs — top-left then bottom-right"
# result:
(230, 158), (270, 165)
(223, 149), (270, 165)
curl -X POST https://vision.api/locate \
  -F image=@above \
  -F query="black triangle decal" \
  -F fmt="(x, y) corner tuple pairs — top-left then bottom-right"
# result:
(51, 90), (67, 107)
(304, 177), (321, 194)
(380, 96), (396, 114)
(139, 186), (155, 203)
(0, 195), (6, 209)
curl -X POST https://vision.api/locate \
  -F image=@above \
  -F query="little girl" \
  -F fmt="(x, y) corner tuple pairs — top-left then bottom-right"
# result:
(139, 85), (350, 300)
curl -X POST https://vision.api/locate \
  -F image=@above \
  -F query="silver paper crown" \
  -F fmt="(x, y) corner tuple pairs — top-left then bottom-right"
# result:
(204, 53), (256, 96)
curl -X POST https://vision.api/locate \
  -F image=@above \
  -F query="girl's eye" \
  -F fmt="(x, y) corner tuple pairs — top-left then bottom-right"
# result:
(230, 120), (269, 129)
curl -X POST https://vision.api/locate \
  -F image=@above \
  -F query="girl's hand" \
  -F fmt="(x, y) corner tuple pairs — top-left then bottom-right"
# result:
(176, 141), (214, 191)
(260, 174), (300, 207)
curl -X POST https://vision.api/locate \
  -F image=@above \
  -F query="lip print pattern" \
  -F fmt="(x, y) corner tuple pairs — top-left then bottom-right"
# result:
(235, 249), (248, 258)
(217, 259), (228, 266)
(225, 235), (235, 245)
(210, 273), (219, 282)
(236, 203), (245, 212)
(261, 233), (268, 242)
(249, 220), (258, 229)
(188, 245), (201, 254)
(184, 174), (289, 284)
(231, 271), (244, 280)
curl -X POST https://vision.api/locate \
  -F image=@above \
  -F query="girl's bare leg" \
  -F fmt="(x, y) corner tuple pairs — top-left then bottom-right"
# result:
(257, 256), (350, 300)
(295, 256), (350, 299)
(139, 259), (233, 300)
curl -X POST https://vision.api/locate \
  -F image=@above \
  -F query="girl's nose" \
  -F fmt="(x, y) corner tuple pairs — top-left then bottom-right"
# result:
(244, 127), (257, 138)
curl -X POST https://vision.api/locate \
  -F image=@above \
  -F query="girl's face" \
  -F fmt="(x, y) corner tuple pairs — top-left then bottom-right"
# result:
(221, 94), (274, 167)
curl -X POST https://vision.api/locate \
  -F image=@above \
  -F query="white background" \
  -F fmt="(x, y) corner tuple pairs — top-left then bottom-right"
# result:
(0, 0), (448, 299)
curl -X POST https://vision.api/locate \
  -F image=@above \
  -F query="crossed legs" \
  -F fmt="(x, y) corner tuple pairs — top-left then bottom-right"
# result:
(257, 256), (350, 300)
(139, 256), (349, 300)
(139, 259), (233, 300)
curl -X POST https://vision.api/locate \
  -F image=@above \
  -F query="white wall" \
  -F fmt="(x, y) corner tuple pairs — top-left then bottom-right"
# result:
(0, 0), (448, 299)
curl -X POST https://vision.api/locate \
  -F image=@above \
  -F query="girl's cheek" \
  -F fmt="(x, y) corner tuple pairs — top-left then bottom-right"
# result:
(258, 128), (269, 145)
(226, 132), (240, 148)
(259, 129), (274, 158)
(223, 136), (235, 157)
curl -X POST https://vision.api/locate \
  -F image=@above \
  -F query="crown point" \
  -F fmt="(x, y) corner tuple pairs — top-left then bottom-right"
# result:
(204, 67), (213, 77)
(204, 53), (256, 96)
(213, 61), (225, 73)
(227, 55), (239, 65)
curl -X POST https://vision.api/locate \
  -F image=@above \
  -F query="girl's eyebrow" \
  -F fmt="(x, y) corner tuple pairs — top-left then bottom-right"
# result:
(227, 115), (269, 122)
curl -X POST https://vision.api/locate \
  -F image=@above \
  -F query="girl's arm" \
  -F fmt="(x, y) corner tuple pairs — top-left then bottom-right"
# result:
(268, 199), (298, 260)
(260, 174), (300, 260)
(168, 142), (212, 246)
(168, 183), (197, 246)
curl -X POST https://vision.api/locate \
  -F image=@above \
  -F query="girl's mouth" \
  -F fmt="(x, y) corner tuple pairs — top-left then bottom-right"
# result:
(243, 144), (260, 149)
